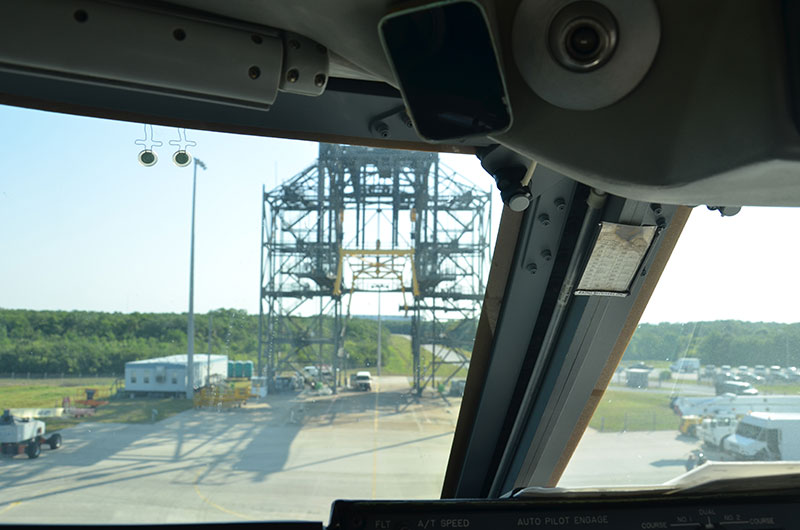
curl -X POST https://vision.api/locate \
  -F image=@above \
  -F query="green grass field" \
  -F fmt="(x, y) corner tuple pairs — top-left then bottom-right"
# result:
(382, 335), (468, 380)
(383, 335), (415, 375)
(588, 390), (680, 432)
(755, 383), (800, 395)
(0, 378), (118, 408)
(0, 377), (193, 432)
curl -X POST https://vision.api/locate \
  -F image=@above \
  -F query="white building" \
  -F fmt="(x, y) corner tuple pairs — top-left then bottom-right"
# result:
(124, 354), (228, 396)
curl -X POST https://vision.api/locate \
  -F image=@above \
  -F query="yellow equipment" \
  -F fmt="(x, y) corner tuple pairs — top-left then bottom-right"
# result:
(679, 415), (703, 437)
(193, 383), (251, 409)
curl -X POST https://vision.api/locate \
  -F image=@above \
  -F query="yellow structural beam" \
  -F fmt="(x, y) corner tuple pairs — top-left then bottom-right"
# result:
(333, 247), (419, 297)
(340, 249), (415, 256)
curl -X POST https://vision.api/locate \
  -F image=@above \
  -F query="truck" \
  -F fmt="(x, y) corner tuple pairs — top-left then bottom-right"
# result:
(354, 371), (372, 391)
(698, 416), (738, 448)
(0, 410), (62, 459)
(722, 412), (800, 461)
(625, 368), (649, 388)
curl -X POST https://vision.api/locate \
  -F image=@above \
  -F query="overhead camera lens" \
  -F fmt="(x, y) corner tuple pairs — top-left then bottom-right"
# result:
(549, 2), (618, 72)
(567, 24), (600, 58)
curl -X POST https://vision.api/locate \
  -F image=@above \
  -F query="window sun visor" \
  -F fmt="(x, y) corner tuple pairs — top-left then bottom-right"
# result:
(379, 0), (512, 142)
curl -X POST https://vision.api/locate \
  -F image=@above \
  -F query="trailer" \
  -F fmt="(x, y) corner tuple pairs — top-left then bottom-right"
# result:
(671, 394), (800, 418)
(0, 410), (62, 459)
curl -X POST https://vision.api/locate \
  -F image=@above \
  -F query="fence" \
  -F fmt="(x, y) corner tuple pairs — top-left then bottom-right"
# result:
(0, 373), (121, 380)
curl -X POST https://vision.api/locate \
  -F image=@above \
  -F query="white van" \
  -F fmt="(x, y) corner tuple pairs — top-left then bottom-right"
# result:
(670, 358), (700, 373)
(354, 371), (372, 391)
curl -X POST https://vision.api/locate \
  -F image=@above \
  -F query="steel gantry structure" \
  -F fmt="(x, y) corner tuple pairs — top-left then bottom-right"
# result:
(258, 144), (491, 395)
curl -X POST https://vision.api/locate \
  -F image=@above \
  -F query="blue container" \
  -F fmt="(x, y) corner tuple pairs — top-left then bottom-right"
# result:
(234, 361), (244, 378)
(227, 361), (234, 378)
(243, 361), (253, 379)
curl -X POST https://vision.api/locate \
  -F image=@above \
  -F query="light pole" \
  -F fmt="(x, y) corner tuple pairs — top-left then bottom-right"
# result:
(186, 157), (206, 399)
(377, 287), (382, 378)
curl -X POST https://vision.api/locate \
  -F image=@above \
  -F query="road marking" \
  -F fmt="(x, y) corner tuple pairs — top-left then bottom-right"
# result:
(372, 377), (381, 499)
(0, 502), (22, 515)
(193, 470), (254, 520)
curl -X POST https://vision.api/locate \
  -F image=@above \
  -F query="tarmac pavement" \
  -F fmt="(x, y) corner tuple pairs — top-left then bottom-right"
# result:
(0, 376), (458, 524)
(0, 376), (708, 525)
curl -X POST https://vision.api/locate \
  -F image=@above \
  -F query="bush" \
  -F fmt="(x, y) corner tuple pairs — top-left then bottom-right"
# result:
(659, 370), (672, 381)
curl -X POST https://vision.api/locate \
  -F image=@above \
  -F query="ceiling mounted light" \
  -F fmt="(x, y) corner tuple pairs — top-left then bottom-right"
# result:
(575, 222), (657, 297)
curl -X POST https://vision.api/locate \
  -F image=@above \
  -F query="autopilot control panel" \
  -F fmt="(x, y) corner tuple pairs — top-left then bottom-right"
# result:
(327, 493), (794, 530)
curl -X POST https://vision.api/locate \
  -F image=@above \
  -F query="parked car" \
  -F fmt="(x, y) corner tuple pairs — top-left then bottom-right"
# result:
(769, 371), (792, 384)
(737, 372), (765, 384)
(715, 371), (741, 384)
(700, 365), (717, 381)
(784, 368), (800, 381)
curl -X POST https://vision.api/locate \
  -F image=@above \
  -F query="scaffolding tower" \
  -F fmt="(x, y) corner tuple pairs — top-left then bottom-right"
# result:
(258, 144), (491, 395)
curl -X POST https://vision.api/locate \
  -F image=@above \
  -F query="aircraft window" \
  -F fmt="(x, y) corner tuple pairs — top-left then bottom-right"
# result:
(559, 207), (800, 487)
(0, 104), (501, 523)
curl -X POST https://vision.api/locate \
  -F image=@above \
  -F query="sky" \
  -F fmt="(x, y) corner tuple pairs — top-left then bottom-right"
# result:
(0, 104), (496, 317)
(1, 104), (799, 324)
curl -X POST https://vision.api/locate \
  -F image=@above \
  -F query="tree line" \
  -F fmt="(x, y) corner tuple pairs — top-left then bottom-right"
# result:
(623, 321), (800, 366)
(0, 309), (473, 375)
(12, 309), (793, 376)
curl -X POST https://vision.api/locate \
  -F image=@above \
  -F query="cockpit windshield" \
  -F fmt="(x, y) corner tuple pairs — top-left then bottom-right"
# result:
(0, 104), (499, 523)
(559, 207), (800, 487)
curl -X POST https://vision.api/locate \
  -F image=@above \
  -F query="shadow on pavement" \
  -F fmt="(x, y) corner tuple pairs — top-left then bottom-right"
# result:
(0, 383), (459, 504)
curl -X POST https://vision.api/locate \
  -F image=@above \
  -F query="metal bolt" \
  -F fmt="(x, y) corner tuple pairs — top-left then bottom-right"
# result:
(400, 111), (414, 128)
(248, 66), (261, 79)
(373, 121), (390, 138)
(314, 73), (326, 87)
(650, 203), (663, 216)
(656, 216), (667, 229)
(541, 249), (552, 261)
(286, 69), (299, 83)
(251, 34), (263, 45)
(289, 39), (301, 50)
(538, 213), (551, 226)
(526, 262), (538, 274)
(554, 197), (566, 211)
